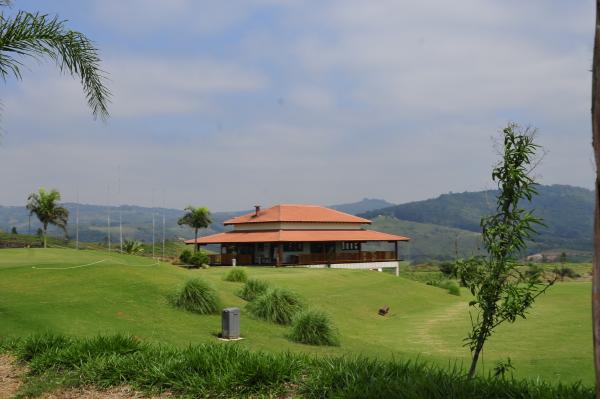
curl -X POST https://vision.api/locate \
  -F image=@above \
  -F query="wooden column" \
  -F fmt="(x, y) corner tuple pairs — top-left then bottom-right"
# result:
(277, 243), (283, 267)
(394, 241), (399, 260)
(358, 242), (362, 261)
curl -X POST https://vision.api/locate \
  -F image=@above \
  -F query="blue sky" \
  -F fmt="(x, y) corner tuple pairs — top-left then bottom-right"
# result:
(0, 0), (594, 211)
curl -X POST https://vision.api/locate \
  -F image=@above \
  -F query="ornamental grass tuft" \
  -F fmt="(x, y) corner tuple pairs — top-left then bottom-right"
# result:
(289, 309), (340, 346)
(223, 267), (248, 283)
(173, 278), (221, 314)
(237, 278), (270, 301)
(246, 287), (305, 325)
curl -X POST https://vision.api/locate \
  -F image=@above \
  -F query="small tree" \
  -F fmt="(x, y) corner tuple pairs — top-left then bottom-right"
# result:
(177, 206), (211, 252)
(10, 226), (17, 234)
(456, 123), (555, 378)
(26, 188), (69, 248)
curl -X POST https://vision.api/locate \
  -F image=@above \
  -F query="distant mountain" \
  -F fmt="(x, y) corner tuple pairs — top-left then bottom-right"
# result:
(331, 198), (395, 215)
(360, 184), (593, 256)
(369, 216), (483, 263)
(0, 198), (389, 244)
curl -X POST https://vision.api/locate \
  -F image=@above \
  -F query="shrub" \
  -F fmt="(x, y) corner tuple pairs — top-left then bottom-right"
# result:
(246, 288), (305, 325)
(438, 262), (456, 277)
(526, 264), (544, 278)
(122, 239), (144, 255)
(190, 251), (210, 267)
(426, 279), (461, 296)
(224, 268), (248, 283)
(445, 281), (461, 296)
(179, 249), (193, 264)
(173, 278), (221, 314)
(237, 279), (270, 301)
(289, 310), (340, 346)
(554, 266), (580, 281)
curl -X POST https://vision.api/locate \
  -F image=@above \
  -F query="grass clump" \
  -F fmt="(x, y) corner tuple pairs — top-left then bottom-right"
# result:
(237, 278), (270, 301)
(172, 278), (221, 314)
(6, 333), (594, 399)
(289, 310), (340, 346)
(247, 288), (305, 325)
(223, 267), (248, 282)
(427, 278), (461, 296)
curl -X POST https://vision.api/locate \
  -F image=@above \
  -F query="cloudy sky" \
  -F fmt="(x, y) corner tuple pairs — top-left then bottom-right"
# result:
(0, 0), (594, 211)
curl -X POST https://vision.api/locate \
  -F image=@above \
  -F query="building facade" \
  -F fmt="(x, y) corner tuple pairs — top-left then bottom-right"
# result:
(185, 204), (410, 267)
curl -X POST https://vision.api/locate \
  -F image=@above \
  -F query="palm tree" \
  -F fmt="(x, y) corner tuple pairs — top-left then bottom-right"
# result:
(178, 206), (211, 252)
(26, 188), (69, 248)
(0, 1), (110, 119)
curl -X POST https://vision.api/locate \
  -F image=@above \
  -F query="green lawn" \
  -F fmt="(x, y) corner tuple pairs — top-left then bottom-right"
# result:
(0, 248), (593, 386)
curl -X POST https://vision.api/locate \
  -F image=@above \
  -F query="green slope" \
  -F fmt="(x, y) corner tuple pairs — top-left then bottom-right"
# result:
(0, 248), (593, 384)
(361, 184), (593, 256)
(369, 216), (483, 262)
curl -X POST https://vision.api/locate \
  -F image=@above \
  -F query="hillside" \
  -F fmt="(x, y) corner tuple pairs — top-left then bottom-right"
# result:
(361, 184), (593, 256)
(0, 198), (392, 244)
(0, 248), (593, 384)
(330, 198), (394, 215)
(369, 216), (483, 262)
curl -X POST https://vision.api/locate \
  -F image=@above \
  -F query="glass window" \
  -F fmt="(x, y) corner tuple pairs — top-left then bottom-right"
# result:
(283, 242), (304, 252)
(342, 242), (360, 251)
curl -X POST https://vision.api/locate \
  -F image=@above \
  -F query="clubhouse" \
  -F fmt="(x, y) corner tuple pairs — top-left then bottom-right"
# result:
(185, 204), (410, 268)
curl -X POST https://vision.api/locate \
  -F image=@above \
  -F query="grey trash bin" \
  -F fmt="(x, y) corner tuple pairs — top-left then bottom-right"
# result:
(221, 307), (240, 339)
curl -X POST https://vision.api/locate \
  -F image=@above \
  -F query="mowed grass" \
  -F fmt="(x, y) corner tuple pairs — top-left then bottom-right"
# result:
(0, 248), (593, 386)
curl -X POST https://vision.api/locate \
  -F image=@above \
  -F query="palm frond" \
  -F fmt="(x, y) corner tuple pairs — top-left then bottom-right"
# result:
(0, 11), (110, 119)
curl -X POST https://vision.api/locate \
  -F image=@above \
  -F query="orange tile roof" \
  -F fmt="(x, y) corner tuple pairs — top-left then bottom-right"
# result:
(224, 204), (371, 225)
(185, 229), (410, 244)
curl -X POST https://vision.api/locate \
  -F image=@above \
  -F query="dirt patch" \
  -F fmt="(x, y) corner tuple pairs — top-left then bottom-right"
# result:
(0, 354), (26, 399)
(40, 386), (171, 399)
(0, 353), (172, 399)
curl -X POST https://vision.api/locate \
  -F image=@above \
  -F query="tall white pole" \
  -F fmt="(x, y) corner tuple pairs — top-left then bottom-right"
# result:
(118, 165), (123, 253)
(162, 189), (166, 260)
(152, 189), (155, 259)
(107, 185), (111, 253)
(76, 186), (79, 250)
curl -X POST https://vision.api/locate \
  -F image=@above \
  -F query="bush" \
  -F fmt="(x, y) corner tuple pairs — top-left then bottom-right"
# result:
(526, 264), (544, 278)
(438, 262), (456, 277)
(122, 239), (144, 255)
(554, 266), (580, 280)
(246, 288), (305, 325)
(179, 249), (193, 264)
(173, 278), (221, 314)
(237, 279), (270, 301)
(224, 268), (248, 282)
(445, 281), (461, 296)
(426, 279), (461, 296)
(179, 250), (210, 268)
(288, 310), (340, 346)
(190, 251), (210, 267)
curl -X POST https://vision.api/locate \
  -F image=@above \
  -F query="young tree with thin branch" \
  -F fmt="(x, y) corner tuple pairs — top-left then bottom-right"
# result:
(26, 188), (69, 248)
(0, 1), (110, 119)
(178, 206), (212, 252)
(457, 123), (555, 378)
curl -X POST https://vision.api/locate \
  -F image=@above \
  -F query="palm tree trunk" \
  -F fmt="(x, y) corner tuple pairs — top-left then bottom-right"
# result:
(591, 2), (600, 396)
(43, 223), (48, 249)
(194, 228), (198, 252)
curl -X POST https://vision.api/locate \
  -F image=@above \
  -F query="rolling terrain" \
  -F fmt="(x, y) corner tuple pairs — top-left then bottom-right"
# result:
(0, 248), (593, 385)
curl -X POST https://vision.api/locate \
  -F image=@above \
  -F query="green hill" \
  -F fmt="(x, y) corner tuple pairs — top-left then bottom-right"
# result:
(0, 248), (593, 384)
(361, 184), (593, 257)
(369, 216), (483, 262)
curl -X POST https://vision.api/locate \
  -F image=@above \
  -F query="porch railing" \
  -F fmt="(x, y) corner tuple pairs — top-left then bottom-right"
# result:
(296, 251), (396, 265)
(208, 251), (397, 266)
